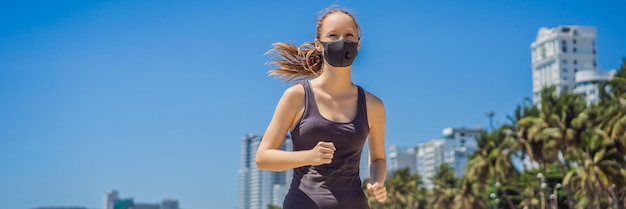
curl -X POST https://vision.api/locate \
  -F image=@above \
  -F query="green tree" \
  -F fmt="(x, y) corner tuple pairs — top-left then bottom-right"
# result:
(267, 204), (282, 209)
(365, 167), (427, 209)
(429, 163), (459, 208)
(465, 128), (518, 208)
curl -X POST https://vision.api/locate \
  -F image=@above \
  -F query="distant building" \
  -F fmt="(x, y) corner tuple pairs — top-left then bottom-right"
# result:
(240, 133), (293, 209)
(531, 25), (598, 103)
(134, 203), (159, 209)
(574, 69), (617, 105)
(389, 144), (417, 174)
(416, 139), (446, 189)
(442, 127), (480, 178)
(160, 199), (179, 209)
(390, 127), (482, 189)
(103, 190), (119, 209)
(102, 191), (179, 209)
(114, 198), (134, 209)
(271, 184), (288, 207)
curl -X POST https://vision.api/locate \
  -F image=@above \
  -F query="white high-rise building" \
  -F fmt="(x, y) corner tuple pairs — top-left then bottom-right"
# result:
(271, 184), (288, 207)
(393, 127), (483, 190)
(239, 133), (293, 209)
(416, 139), (445, 190)
(531, 26), (597, 103)
(360, 143), (369, 180)
(389, 145), (417, 174)
(441, 127), (480, 178)
(103, 190), (119, 209)
(574, 69), (617, 105)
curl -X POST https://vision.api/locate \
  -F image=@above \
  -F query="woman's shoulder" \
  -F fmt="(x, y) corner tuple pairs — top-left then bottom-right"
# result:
(279, 82), (306, 102)
(360, 87), (384, 108)
(284, 82), (305, 95)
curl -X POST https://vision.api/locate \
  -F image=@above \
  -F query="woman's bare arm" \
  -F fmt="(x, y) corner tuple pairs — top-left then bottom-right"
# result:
(256, 85), (335, 171)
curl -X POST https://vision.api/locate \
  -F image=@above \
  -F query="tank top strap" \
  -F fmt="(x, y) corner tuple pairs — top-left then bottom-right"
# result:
(301, 80), (318, 118)
(356, 85), (369, 126)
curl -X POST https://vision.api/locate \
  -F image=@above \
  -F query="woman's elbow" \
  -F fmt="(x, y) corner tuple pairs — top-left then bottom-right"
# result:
(256, 152), (285, 171)
(255, 151), (267, 170)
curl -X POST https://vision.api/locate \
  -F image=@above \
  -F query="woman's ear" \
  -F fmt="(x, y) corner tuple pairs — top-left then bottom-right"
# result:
(314, 39), (322, 52)
(357, 37), (361, 50)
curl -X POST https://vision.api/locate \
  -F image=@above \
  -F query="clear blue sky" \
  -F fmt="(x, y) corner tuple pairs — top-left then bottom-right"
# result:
(1, 1), (625, 209)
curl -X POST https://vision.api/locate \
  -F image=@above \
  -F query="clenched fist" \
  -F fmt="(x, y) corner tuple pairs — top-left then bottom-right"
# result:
(307, 141), (335, 166)
(367, 181), (387, 203)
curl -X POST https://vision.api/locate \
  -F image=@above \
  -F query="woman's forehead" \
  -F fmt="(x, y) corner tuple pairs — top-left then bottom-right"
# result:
(320, 13), (358, 32)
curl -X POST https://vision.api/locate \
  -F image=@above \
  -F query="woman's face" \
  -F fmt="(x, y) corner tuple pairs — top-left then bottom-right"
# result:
(316, 12), (360, 49)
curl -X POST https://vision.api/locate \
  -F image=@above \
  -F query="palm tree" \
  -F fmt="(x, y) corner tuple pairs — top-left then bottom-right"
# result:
(429, 163), (458, 209)
(598, 60), (626, 155)
(367, 167), (427, 209)
(516, 170), (544, 209)
(515, 111), (554, 174)
(454, 177), (488, 209)
(509, 60), (626, 208)
(563, 129), (626, 209)
(515, 86), (586, 208)
(599, 59), (626, 104)
(464, 130), (493, 194)
(505, 98), (539, 172)
(465, 128), (518, 208)
(544, 86), (590, 209)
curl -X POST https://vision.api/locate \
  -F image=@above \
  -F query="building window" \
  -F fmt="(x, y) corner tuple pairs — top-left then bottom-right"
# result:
(574, 59), (578, 65)
(573, 47), (577, 52)
(593, 48), (596, 54)
(563, 68), (567, 72)
(562, 40), (567, 45)
(562, 59), (567, 64)
(562, 27), (571, 32)
(574, 68), (578, 73)
(573, 39), (577, 44)
(562, 47), (567, 53)
(594, 61), (597, 67)
(563, 77), (568, 80)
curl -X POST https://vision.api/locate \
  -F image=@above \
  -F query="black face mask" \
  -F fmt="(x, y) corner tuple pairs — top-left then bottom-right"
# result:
(320, 39), (358, 67)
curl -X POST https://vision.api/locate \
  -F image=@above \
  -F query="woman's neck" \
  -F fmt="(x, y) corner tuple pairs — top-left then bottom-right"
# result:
(313, 65), (355, 94)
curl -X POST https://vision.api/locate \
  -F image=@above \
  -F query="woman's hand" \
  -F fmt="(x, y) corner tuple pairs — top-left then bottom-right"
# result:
(306, 141), (335, 166)
(366, 181), (387, 202)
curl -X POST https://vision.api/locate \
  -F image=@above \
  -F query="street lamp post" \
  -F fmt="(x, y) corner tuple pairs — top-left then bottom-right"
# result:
(486, 111), (495, 132)
(537, 173), (546, 209)
(550, 183), (561, 209)
(609, 184), (620, 209)
(486, 111), (496, 209)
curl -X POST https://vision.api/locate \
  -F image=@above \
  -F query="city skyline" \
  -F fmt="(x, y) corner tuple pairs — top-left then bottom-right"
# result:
(239, 134), (292, 209)
(34, 190), (179, 209)
(389, 127), (482, 189)
(2, 1), (626, 209)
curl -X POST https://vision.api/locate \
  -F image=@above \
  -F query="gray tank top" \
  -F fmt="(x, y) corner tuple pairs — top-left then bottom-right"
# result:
(283, 80), (370, 209)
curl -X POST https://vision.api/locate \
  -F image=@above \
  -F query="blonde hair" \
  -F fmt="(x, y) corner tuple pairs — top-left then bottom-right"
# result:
(265, 7), (360, 83)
